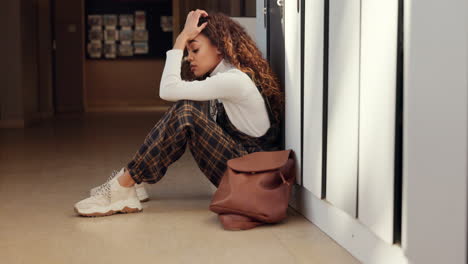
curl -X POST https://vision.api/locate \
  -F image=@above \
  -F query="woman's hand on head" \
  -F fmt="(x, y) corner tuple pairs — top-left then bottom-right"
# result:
(181, 9), (209, 40)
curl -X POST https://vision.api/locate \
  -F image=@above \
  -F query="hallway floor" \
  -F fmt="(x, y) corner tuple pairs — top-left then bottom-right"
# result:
(0, 112), (360, 264)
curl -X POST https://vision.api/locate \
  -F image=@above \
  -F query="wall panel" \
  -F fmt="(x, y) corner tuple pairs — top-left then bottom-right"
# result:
(325, 0), (361, 216)
(358, 0), (398, 244)
(302, 0), (324, 196)
(284, 0), (302, 185)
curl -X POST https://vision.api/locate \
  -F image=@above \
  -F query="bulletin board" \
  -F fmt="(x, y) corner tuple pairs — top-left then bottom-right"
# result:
(85, 0), (172, 59)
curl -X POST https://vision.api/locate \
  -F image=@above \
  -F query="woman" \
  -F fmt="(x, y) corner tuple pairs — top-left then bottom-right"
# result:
(74, 10), (284, 217)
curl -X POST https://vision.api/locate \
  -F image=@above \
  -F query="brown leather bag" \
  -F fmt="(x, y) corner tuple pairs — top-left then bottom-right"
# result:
(209, 149), (296, 230)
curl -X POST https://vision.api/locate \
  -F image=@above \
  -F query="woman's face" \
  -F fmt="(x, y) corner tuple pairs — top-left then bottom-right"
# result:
(185, 33), (222, 77)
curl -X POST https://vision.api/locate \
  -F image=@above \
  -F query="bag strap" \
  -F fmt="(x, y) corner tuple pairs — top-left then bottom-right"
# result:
(257, 86), (277, 126)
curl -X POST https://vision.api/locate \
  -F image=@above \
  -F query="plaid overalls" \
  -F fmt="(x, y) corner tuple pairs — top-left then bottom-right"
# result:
(126, 89), (280, 188)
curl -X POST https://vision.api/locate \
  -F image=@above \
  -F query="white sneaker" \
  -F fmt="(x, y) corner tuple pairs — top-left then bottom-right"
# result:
(90, 169), (150, 202)
(74, 169), (142, 217)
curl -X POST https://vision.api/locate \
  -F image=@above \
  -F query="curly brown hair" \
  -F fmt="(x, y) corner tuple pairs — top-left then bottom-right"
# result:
(181, 12), (284, 125)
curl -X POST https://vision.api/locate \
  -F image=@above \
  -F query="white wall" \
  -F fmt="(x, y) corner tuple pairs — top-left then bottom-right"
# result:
(402, 0), (467, 263)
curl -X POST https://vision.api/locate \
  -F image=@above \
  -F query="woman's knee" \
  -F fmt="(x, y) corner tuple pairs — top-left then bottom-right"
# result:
(173, 100), (205, 116)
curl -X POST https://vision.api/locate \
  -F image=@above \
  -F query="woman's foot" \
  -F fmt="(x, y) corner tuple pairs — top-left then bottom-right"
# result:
(89, 169), (150, 202)
(75, 169), (142, 217)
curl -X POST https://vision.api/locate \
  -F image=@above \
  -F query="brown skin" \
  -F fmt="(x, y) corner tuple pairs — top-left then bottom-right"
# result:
(175, 9), (222, 77)
(117, 9), (215, 188)
(184, 34), (223, 77)
(117, 169), (136, 187)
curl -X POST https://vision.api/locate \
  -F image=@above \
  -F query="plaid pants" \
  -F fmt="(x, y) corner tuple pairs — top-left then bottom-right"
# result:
(126, 99), (279, 188)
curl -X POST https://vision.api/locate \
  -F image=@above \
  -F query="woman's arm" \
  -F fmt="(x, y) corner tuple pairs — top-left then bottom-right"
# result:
(159, 10), (248, 102)
(159, 49), (248, 102)
(173, 9), (208, 51)
(173, 33), (189, 51)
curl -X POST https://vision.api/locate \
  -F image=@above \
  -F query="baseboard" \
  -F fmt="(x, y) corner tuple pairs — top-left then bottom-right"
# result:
(289, 184), (409, 264)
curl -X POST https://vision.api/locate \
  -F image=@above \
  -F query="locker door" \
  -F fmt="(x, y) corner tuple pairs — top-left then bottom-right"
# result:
(284, 0), (303, 185)
(358, 0), (399, 244)
(325, 0), (361, 216)
(302, 0), (324, 196)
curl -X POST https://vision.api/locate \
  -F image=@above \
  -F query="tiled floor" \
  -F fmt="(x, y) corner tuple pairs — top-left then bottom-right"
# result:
(0, 112), (360, 264)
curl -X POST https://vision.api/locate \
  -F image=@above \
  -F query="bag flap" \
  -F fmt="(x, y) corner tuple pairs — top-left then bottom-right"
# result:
(227, 149), (292, 173)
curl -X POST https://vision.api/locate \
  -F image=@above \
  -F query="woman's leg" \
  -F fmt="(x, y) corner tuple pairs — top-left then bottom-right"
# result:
(125, 100), (248, 187)
(74, 99), (246, 217)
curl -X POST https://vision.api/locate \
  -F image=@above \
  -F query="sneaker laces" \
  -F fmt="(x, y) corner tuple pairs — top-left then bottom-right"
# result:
(92, 169), (121, 198)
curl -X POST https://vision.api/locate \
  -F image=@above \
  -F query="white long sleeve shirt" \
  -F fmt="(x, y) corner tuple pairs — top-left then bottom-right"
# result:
(159, 49), (270, 137)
